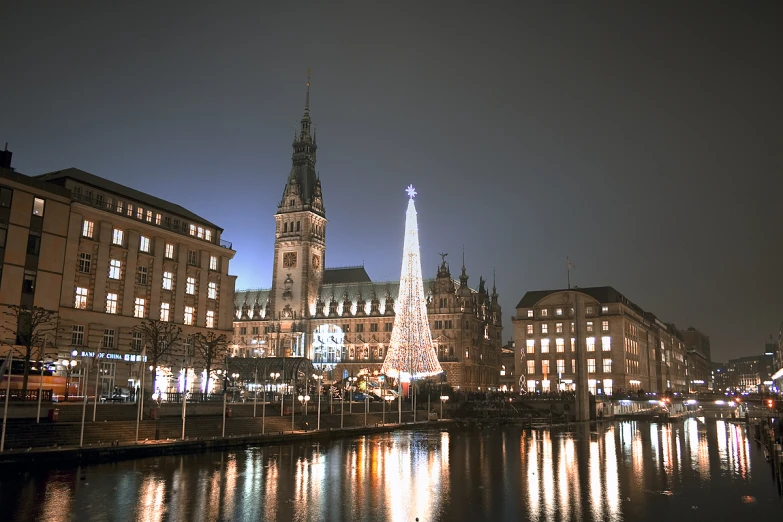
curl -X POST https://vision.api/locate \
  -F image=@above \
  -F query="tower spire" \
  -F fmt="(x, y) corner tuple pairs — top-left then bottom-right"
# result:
(299, 68), (312, 139)
(304, 68), (311, 117)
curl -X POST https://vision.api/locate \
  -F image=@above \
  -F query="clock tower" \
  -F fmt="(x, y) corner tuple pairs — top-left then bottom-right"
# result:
(270, 73), (326, 340)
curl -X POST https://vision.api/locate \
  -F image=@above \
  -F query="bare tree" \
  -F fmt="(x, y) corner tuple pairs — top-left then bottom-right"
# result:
(1, 305), (57, 395)
(132, 319), (182, 397)
(192, 331), (229, 394)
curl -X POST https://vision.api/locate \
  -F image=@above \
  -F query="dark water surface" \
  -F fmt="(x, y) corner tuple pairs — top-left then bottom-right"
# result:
(1, 419), (781, 521)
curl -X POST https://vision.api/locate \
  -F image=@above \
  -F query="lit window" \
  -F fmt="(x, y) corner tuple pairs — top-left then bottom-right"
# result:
(556, 359), (565, 374)
(162, 271), (173, 290)
(588, 359), (596, 373)
(127, 204), (133, 217)
(571, 337), (575, 351)
(82, 220), (94, 238)
(78, 252), (91, 273)
(602, 320), (609, 332)
(603, 379), (613, 395)
(116, 200), (124, 213)
(541, 339), (550, 353)
(106, 293), (118, 314)
(134, 298), (146, 318)
(587, 321), (594, 333)
(205, 229), (212, 241)
(556, 322), (563, 334)
(197, 226), (204, 239)
(160, 302), (170, 322)
(155, 213), (161, 225)
(556, 338), (564, 352)
(112, 229), (124, 245)
(146, 210), (152, 222)
(184, 306), (194, 326)
(586, 307), (593, 314)
(541, 324), (548, 334)
(603, 359), (612, 373)
(75, 287), (88, 309)
(602, 336), (611, 352)
(33, 197), (45, 216)
(206, 310), (214, 328)
(601, 306), (608, 313)
(572, 360), (576, 373)
(209, 256), (218, 271)
(526, 324), (533, 335)
(527, 310), (533, 318)
(527, 360), (535, 374)
(186, 277), (195, 295)
(189, 224), (196, 236)
(139, 236), (150, 253)
(541, 309), (548, 317)
(587, 337), (596, 352)
(165, 243), (174, 259)
(208, 281), (217, 299)
(556, 308), (563, 316)
(137, 266), (148, 285)
(526, 339), (535, 354)
(136, 207), (143, 219)
(542, 360), (550, 374)
(109, 259), (121, 279)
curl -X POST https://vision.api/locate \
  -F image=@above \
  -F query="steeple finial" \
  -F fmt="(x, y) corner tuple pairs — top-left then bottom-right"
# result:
(461, 246), (466, 275)
(304, 67), (311, 116)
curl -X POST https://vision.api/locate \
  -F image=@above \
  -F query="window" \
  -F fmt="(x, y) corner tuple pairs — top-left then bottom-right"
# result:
(109, 259), (121, 279)
(139, 236), (150, 253)
(208, 281), (217, 299)
(165, 243), (174, 259)
(0, 224), (6, 248)
(184, 306), (194, 325)
(106, 293), (118, 314)
(240, 326), (247, 336)
(162, 271), (172, 290)
(127, 204), (133, 217)
(527, 310), (533, 318)
(71, 325), (84, 346)
(78, 252), (92, 273)
(209, 256), (218, 271)
(541, 339), (550, 353)
(571, 337), (575, 351)
(136, 207), (143, 219)
(146, 210), (152, 222)
(603, 379), (613, 396)
(164, 216), (171, 228)
(131, 332), (143, 352)
(356, 323), (364, 333)
(602, 336), (611, 352)
(206, 310), (215, 328)
(541, 324), (548, 334)
(572, 360), (576, 373)
(103, 329), (115, 349)
(82, 220), (94, 238)
(135, 266), (148, 285)
(134, 298), (146, 318)
(160, 302), (170, 322)
(384, 322), (393, 332)
(96, 194), (104, 208)
(186, 277), (195, 295)
(556, 308), (563, 316)
(27, 232), (41, 255)
(587, 337), (596, 352)
(189, 224), (197, 236)
(370, 323), (378, 332)
(188, 250), (197, 265)
(540, 309), (548, 317)
(205, 229), (212, 241)
(173, 218), (179, 230)
(588, 359), (596, 373)
(542, 360), (550, 374)
(0, 187), (12, 207)
(602, 320), (609, 332)
(556, 338), (565, 353)
(112, 229), (124, 246)
(23, 271), (36, 293)
(601, 306), (609, 313)
(197, 226), (204, 239)
(557, 359), (565, 374)
(527, 360), (535, 374)
(445, 320), (453, 329)
(586, 307), (593, 314)
(526, 339), (535, 354)
(33, 197), (45, 216)
(603, 359), (612, 373)
(116, 200), (124, 213)
(526, 324), (533, 335)
(556, 322), (563, 334)
(75, 287), (88, 309)
(587, 321), (594, 333)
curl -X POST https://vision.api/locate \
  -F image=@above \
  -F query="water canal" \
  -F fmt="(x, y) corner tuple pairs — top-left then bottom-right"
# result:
(1, 419), (781, 521)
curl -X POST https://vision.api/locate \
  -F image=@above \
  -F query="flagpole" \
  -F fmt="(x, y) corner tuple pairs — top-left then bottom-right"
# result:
(135, 354), (144, 443)
(80, 363), (89, 448)
(36, 335), (47, 424)
(92, 351), (101, 422)
(1, 353), (13, 453)
(567, 257), (571, 290)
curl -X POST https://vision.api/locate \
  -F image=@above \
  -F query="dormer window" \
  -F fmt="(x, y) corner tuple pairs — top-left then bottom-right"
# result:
(290, 199), (295, 207)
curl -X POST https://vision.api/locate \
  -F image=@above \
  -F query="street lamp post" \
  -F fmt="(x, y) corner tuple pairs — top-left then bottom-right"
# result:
(312, 374), (322, 431)
(440, 395), (449, 419)
(231, 372), (239, 402)
(298, 394), (310, 427)
(60, 355), (78, 402)
(253, 369), (258, 418)
(270, 372), (281, 416)
(349, 376), (357, 413)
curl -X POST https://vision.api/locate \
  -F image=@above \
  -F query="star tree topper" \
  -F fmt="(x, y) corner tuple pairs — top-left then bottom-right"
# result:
(406, 184), (417, 199)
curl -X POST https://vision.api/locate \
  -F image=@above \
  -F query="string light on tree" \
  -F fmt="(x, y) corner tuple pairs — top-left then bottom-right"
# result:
(381, 185), (443, 382)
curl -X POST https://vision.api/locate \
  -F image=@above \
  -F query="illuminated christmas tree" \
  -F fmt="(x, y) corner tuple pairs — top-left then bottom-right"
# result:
(381, 185), (443, 381)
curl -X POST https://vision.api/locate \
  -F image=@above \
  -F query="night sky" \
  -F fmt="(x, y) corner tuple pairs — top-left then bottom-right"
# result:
(1, 2), (781, 362)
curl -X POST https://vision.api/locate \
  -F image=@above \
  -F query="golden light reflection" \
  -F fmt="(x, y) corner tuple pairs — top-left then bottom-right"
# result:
(588, 438), (604, 521)
(716, 420), (728, 471)
(526, 431), (540, 521)
(604, 428), (620, 521)
(541, 431), (555, 521)
(137, 476), (166, 522)
(39, 481), (72, 522)
(264, 453), (279, 521)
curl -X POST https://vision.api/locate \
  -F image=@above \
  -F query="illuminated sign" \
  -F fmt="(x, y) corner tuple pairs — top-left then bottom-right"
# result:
(79, 351), (147, 362)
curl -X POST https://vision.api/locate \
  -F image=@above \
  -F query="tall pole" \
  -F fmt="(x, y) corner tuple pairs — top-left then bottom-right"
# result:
(364, 395), (368, 426)
(253, 370), (258, 418)
(135, 363), (144, 442)
(92, 356), (100, 422)
(316, 379), (321, 431)
(574, 292), (589, 422)
(341, 388), (344, 428)
(262, 379), (266, 435)
(36, 353), (45, 424)
(398, 379), (402, 424)
(1, 354), (13, 453)
(567, 257), (571, 290)
(221, 375), (227, 438)
(291, 379), (295, 432)
(181, 361), (187, 440)
(80, 365), (89, 448)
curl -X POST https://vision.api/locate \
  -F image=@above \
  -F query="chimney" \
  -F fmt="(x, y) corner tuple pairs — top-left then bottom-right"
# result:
(0, 143), (12, 170)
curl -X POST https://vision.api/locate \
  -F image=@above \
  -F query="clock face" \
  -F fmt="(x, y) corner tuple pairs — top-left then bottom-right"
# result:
(283, 252), (297, 268)
(312, 254), (320, 270)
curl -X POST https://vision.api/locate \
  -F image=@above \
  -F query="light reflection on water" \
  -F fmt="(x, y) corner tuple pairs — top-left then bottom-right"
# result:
(1, 420), (781, 522)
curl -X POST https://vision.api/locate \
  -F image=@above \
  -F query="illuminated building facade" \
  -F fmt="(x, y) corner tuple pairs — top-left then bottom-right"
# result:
(513, 287), (689, 396)
(232, 80), (503, 390)
(679, 327), (712, 392)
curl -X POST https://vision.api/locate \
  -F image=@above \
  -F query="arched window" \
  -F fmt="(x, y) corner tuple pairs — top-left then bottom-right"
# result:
(284, 222), (288, 233)
(296, 221), (301, 232)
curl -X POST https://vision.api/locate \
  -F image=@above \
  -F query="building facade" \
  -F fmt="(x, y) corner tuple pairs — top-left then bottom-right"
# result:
(679, 327), (712, 392)
(727, 354), (775, 393)
(513, 287), (688, 396)
(232, 81), (503, 391)
(0, 151), (236, 399)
